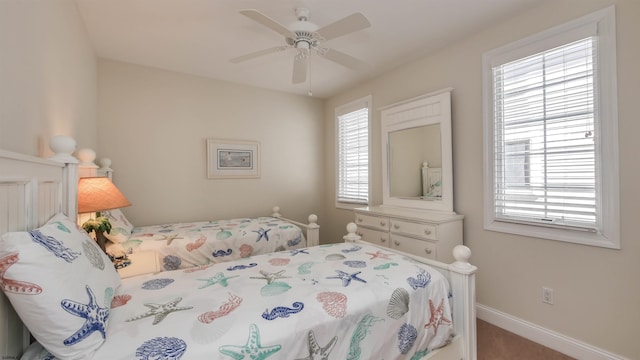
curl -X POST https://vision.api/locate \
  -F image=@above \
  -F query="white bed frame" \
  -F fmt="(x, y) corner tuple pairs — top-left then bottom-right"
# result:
(77, 150), (321, 248)
(343, 223), (477, 359)
(270, 206), (319, 247)
(0, 144), (476, 359)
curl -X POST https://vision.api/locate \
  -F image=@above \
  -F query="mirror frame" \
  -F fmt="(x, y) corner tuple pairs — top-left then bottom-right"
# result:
(381, 88), (454, 213)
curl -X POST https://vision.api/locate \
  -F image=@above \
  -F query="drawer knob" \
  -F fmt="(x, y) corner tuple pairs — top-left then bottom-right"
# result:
(357, 217), (363, 222)
(425, 248), (432, 254)
(381, 238), (387, 243)
(380, 221), (386, 227)
(394, 240), (400, 246)
(393, 224), (400, 229)
(356, 232), (362, 236)
(424, 229), (432, 235)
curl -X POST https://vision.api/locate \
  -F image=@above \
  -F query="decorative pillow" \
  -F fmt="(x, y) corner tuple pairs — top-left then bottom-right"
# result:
(0, 213), (121, 359)
(102, 208), (134, 243)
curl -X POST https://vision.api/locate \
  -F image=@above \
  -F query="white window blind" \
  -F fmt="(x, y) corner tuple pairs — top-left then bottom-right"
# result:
(337, 104), (369, 205)
(483, 6), (619, 248)
(492, 37), (598, 231)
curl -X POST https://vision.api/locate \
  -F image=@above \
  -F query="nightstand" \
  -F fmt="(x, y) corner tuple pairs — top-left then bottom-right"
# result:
(117, 251), (161, 278)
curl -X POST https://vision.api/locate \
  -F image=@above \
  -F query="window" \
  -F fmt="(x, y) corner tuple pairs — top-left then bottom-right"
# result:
(336, 96), (371, 208)
(483, 6), (619, 248)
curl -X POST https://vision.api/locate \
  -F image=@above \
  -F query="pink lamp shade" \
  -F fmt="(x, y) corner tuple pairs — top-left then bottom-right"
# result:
(77, 177), (131, 214)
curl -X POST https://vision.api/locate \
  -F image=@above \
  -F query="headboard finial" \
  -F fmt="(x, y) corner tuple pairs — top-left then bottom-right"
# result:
(49, 136), (78, 164)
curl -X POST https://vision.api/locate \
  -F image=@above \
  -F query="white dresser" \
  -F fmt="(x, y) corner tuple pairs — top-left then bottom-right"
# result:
(354, 206), (463, 263)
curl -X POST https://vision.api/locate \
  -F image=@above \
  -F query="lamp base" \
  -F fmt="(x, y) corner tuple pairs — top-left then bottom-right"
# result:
(95, 231), (108, 252)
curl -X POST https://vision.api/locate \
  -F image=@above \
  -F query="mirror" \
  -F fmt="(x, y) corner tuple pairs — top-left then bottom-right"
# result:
(381, 89), (454, 213)
(388, 124), (441, 199)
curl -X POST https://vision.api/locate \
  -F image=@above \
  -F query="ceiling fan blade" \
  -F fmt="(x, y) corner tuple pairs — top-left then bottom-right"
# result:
(315, 13), (370, 41)
(319, 48), (366, 70)
(292, 52), (308, 84)
(230, 46), (289, 63)
(240, 9), (295, 38)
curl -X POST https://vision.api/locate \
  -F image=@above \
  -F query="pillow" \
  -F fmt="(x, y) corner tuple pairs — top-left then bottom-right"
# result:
(102, 208), (134, 243)
(0, 213), (121, 359)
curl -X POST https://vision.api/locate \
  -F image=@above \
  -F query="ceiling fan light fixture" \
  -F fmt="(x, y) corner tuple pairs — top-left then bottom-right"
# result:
(232, 7), (371, 88)
(296, 40), (310, 51)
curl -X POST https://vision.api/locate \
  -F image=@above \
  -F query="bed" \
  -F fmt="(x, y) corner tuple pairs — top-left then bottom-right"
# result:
(76, 150), (320, 271)
(0, 143), (477, 359)
(102, 207), (319, 272)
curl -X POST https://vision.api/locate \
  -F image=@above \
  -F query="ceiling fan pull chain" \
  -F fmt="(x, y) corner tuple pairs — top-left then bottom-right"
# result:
(308, 52), (313, 97)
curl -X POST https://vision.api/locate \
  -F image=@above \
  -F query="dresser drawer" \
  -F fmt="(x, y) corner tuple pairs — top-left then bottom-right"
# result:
(356, 227), (389, 247)
(390, 219), (437, 240)
(390, 234), (437, 260)
(355, 213), (390, 231)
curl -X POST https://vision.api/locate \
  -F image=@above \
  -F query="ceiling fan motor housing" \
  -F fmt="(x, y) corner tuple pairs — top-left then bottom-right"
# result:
(288, 8), (318, 51)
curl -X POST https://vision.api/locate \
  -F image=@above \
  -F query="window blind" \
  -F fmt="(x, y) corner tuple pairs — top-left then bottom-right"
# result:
(337, 107), (369, 204)
(492, 37), (598, 230)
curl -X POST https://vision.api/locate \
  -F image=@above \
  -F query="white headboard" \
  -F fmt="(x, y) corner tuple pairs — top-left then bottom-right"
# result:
(0, 146), (78, 358)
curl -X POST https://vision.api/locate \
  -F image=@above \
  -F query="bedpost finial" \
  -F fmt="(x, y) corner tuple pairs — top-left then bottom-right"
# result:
(98, 158), (112, 170)
(343, 222), (360, 242)
(453, 245), (471, 263)
(76, 148), (97, 166)
(451, 245), (478, 274)
(272, 206), (281, 218)
(308, 214), (317, 225)
(49, 136), (78, 163)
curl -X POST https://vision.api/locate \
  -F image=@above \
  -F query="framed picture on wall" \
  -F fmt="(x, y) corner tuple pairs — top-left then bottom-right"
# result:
(206, 139), (260, 179)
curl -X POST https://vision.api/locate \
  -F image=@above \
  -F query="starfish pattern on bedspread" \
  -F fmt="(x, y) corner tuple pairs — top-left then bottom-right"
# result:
(0, 253), (42, 295)
(289, 249), (309, 256)
(219, 323), (281, 360)
(326, 270), (367, 287)
(365, 250), (393, 260)
(197, 272), (238, 289)
(126, 297), (193, 325)
(295, 330), (338, 360)
(60, 285), (110, 345)
(252, 228), (271, 242)
(424, 298), (451, 333)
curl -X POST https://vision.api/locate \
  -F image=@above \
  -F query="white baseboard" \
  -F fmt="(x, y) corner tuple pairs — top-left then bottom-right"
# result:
(476, 304), (627, 360)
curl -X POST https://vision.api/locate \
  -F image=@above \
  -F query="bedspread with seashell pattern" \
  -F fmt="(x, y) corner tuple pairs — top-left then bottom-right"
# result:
(22, 242), (453, 360)
(118, 216), (306, 271)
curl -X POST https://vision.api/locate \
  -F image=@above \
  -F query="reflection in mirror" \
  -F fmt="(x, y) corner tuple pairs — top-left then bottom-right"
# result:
(388, 124), (441, 200)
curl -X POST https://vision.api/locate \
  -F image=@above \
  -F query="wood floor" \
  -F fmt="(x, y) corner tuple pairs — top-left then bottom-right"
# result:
(477, 319), (575, 360)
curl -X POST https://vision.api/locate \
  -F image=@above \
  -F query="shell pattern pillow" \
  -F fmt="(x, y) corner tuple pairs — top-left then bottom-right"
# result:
(0, 213), (121, 359)
(102, 208), (134, 243)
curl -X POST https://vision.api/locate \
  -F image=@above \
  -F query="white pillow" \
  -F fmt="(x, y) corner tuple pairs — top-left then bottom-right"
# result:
(102, 208), (134, 243)
(0, 213), (121, 359)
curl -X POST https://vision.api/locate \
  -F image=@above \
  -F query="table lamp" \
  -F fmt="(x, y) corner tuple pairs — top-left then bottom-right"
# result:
(77, 177), (131, 252)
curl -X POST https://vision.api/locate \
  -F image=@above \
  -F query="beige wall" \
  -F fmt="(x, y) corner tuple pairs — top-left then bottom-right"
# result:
(324, 0), (639, 358)
(97, 60), (324, 228)
(0, 0), (97, 156)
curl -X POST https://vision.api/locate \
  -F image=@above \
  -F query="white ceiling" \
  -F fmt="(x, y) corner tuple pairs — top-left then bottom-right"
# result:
(74, 0), (544, 99)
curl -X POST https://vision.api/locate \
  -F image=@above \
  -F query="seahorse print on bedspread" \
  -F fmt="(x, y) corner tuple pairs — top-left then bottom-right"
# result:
(261, 301), (304, 320)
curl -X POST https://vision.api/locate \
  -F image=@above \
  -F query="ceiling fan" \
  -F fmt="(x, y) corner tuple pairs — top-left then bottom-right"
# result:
(230, 8), (371, 85)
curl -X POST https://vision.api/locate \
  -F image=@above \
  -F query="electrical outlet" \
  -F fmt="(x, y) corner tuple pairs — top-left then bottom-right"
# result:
(542, 287), (554, 304)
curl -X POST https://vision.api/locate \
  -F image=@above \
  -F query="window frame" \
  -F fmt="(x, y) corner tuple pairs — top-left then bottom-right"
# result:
(482, 6), (619, 249)
(335, 96), (372, 210)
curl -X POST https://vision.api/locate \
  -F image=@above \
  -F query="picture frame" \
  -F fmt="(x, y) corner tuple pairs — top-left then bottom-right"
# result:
(206, 139), (260, 179)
